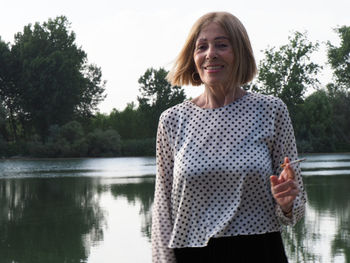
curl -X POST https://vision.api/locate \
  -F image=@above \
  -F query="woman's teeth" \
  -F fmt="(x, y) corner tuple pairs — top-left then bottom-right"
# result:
(205, 66), (222, 70)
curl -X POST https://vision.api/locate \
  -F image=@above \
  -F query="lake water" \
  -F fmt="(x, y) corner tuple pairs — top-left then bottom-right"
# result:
(0, 154), (349, 263)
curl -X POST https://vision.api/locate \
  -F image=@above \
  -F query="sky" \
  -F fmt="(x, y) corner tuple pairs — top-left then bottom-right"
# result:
(1, 0), (349, 113)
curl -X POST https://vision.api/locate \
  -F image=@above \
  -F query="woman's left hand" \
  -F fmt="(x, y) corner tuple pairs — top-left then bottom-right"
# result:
(270, 157), (299, 214)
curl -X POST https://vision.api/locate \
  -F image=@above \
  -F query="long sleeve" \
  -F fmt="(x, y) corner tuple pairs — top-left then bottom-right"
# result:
(271, 100), (307, 226)
(151, 115), (176, 263)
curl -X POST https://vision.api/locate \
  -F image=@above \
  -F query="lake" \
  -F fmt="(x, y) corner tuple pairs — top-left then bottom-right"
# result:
(0, 154), (349, 263)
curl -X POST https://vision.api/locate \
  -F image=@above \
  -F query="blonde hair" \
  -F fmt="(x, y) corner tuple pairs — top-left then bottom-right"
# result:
(167, 12), (257, 87)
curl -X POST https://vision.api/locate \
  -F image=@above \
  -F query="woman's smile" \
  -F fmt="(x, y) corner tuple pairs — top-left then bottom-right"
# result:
(193, 22), (234, 87)
(203, 64), (224, 72)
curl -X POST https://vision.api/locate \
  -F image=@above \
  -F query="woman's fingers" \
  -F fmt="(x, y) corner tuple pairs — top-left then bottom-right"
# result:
(274, 188), (299, 199)
(281, 157), (297, 180)
(273, 179), (297, 191)
(284, 163), (295, 180)
(284, 156), (290, 165)
(270, 175), (279, 187)
(271, 180), (299, 198)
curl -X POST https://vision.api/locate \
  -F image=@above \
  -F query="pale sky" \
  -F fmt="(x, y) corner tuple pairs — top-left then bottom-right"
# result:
(1, 0), (349, 113)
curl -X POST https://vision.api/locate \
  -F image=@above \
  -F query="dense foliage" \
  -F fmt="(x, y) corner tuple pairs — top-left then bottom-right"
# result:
(0, 17), (349, 157)
(249, 31), (321, 123)
(246, 30), (350, 153)
(0, 16), (106, 143)
(137, 68), (186, 138)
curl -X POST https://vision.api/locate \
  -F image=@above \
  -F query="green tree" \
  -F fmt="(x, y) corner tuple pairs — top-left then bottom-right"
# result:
(137, 67), (186, 138)
(0, 103), (8, 141)
(109, 102), (142, 140)
(87, 103), (142, 140)
(327, 27), (350, 151)
(326, 84), (350, 151)
(294, 90), (335, 153)
(59, 121), (84, 144)
(0, 37), (19, 141)
(250, 32), (321, 122)
(88, 112), (110, 132)
(327, 26), (350, 91)
(86, 129), (121, 157)
(10, 16), (106, 141)
(0, 104), (6, 155)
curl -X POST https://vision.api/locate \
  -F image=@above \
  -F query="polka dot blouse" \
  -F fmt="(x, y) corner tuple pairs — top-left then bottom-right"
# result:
(151, 92), (307, 262)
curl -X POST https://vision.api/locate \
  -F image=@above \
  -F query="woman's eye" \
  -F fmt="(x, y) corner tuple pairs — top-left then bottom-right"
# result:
(196, 45), (207, 50)
(217, 43), (228, 48)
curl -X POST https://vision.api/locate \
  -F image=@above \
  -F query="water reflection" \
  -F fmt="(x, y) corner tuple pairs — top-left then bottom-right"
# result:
(283, 156), (350, 263)
(110, 178), (154, 241)
(0, 175), (155, 263)
(0, 177), (106, 263)
(0, 154), (349, 262)
(88, 177), (154, 263)
(118, 175), (350, 263)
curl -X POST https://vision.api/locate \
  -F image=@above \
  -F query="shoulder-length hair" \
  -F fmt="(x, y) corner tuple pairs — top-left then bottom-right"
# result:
(167, 12), (257, 87)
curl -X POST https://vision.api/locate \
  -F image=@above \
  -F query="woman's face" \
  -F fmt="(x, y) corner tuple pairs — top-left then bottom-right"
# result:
(193, 22), (234, 87)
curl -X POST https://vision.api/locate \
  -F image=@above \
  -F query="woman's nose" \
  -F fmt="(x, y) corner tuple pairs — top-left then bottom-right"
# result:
(206, 45), (217, 60)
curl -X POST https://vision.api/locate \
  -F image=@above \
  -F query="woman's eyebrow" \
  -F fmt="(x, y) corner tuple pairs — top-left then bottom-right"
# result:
(196, 36), (229, 42)
(214, 36), (229, 40)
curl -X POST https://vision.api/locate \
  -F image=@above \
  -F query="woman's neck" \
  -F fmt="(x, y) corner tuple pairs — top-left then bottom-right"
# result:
(192, 85), (246, 109)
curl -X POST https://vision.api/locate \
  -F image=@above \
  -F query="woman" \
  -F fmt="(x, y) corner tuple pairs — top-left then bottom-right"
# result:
(152, 12), (306, 263)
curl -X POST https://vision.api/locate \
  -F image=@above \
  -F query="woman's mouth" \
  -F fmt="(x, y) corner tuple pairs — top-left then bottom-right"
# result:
(204, 65), (224, 72)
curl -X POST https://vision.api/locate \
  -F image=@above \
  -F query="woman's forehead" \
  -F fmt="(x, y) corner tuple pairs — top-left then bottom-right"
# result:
(196, 23), (228, 42)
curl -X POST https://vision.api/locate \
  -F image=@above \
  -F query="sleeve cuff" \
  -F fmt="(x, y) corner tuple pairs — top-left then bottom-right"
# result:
(276, 204), (296, 226)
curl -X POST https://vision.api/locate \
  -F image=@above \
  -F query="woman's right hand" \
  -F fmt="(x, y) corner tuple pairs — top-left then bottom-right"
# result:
(270, 157), (299, 215)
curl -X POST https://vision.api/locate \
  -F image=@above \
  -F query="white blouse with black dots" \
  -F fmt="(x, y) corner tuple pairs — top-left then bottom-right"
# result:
(151, 92), (307, 263)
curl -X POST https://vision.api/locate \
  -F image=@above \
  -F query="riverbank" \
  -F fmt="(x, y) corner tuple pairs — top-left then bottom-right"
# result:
(0, 138), (156, 159)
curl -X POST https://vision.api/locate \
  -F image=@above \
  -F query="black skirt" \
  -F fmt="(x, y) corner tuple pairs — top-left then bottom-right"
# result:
(174, 232), (288, 263)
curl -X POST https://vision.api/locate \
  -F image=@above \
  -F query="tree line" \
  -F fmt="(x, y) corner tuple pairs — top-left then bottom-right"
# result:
(0, 16), (349, 157)
(246, 29), (350, 153)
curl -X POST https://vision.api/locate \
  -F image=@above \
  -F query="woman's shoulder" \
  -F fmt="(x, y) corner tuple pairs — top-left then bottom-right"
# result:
(159, 100), (192, 123)
(247, 92), (287, 108)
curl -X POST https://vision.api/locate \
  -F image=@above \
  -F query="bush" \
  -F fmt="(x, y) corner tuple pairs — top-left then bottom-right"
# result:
(86, 129), (121, 157)
(59, 121), (84, 144)
(0, 135), (7, 157)
(5, 140), (28, 157)
(296, 139), (314, 154)
(27, 141), (53, 157)
(121, 138), (155, 156)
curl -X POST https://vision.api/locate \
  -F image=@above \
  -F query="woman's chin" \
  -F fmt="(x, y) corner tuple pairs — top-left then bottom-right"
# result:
(203, 78), (229, 88)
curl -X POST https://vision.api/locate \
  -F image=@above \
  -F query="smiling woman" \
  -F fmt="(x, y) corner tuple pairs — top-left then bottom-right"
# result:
(152, 11), (307, 263)
(167, 12), (256, 109)
(193, 23), (234, 90)
(167, 12), (256, 90)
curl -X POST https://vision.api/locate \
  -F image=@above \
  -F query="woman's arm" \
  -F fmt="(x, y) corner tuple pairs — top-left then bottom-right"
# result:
(151, 115), (176, 262)
(270, 100), (307, 225)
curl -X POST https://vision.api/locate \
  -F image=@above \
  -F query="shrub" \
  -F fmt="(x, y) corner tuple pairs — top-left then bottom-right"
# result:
(0, 135), (7, 157)
(86, 129), (121, 157)
(121, 138), (155, 156)
(59, 121), (84, 144)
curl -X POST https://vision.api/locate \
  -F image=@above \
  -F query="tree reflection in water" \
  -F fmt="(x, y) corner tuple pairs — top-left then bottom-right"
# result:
(110, 177), (155, 241)
(1, 172), (349, 263)
(108, 175), (350, 263)
(282, 175), (350, 263)
(0, 177), (106, 263)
